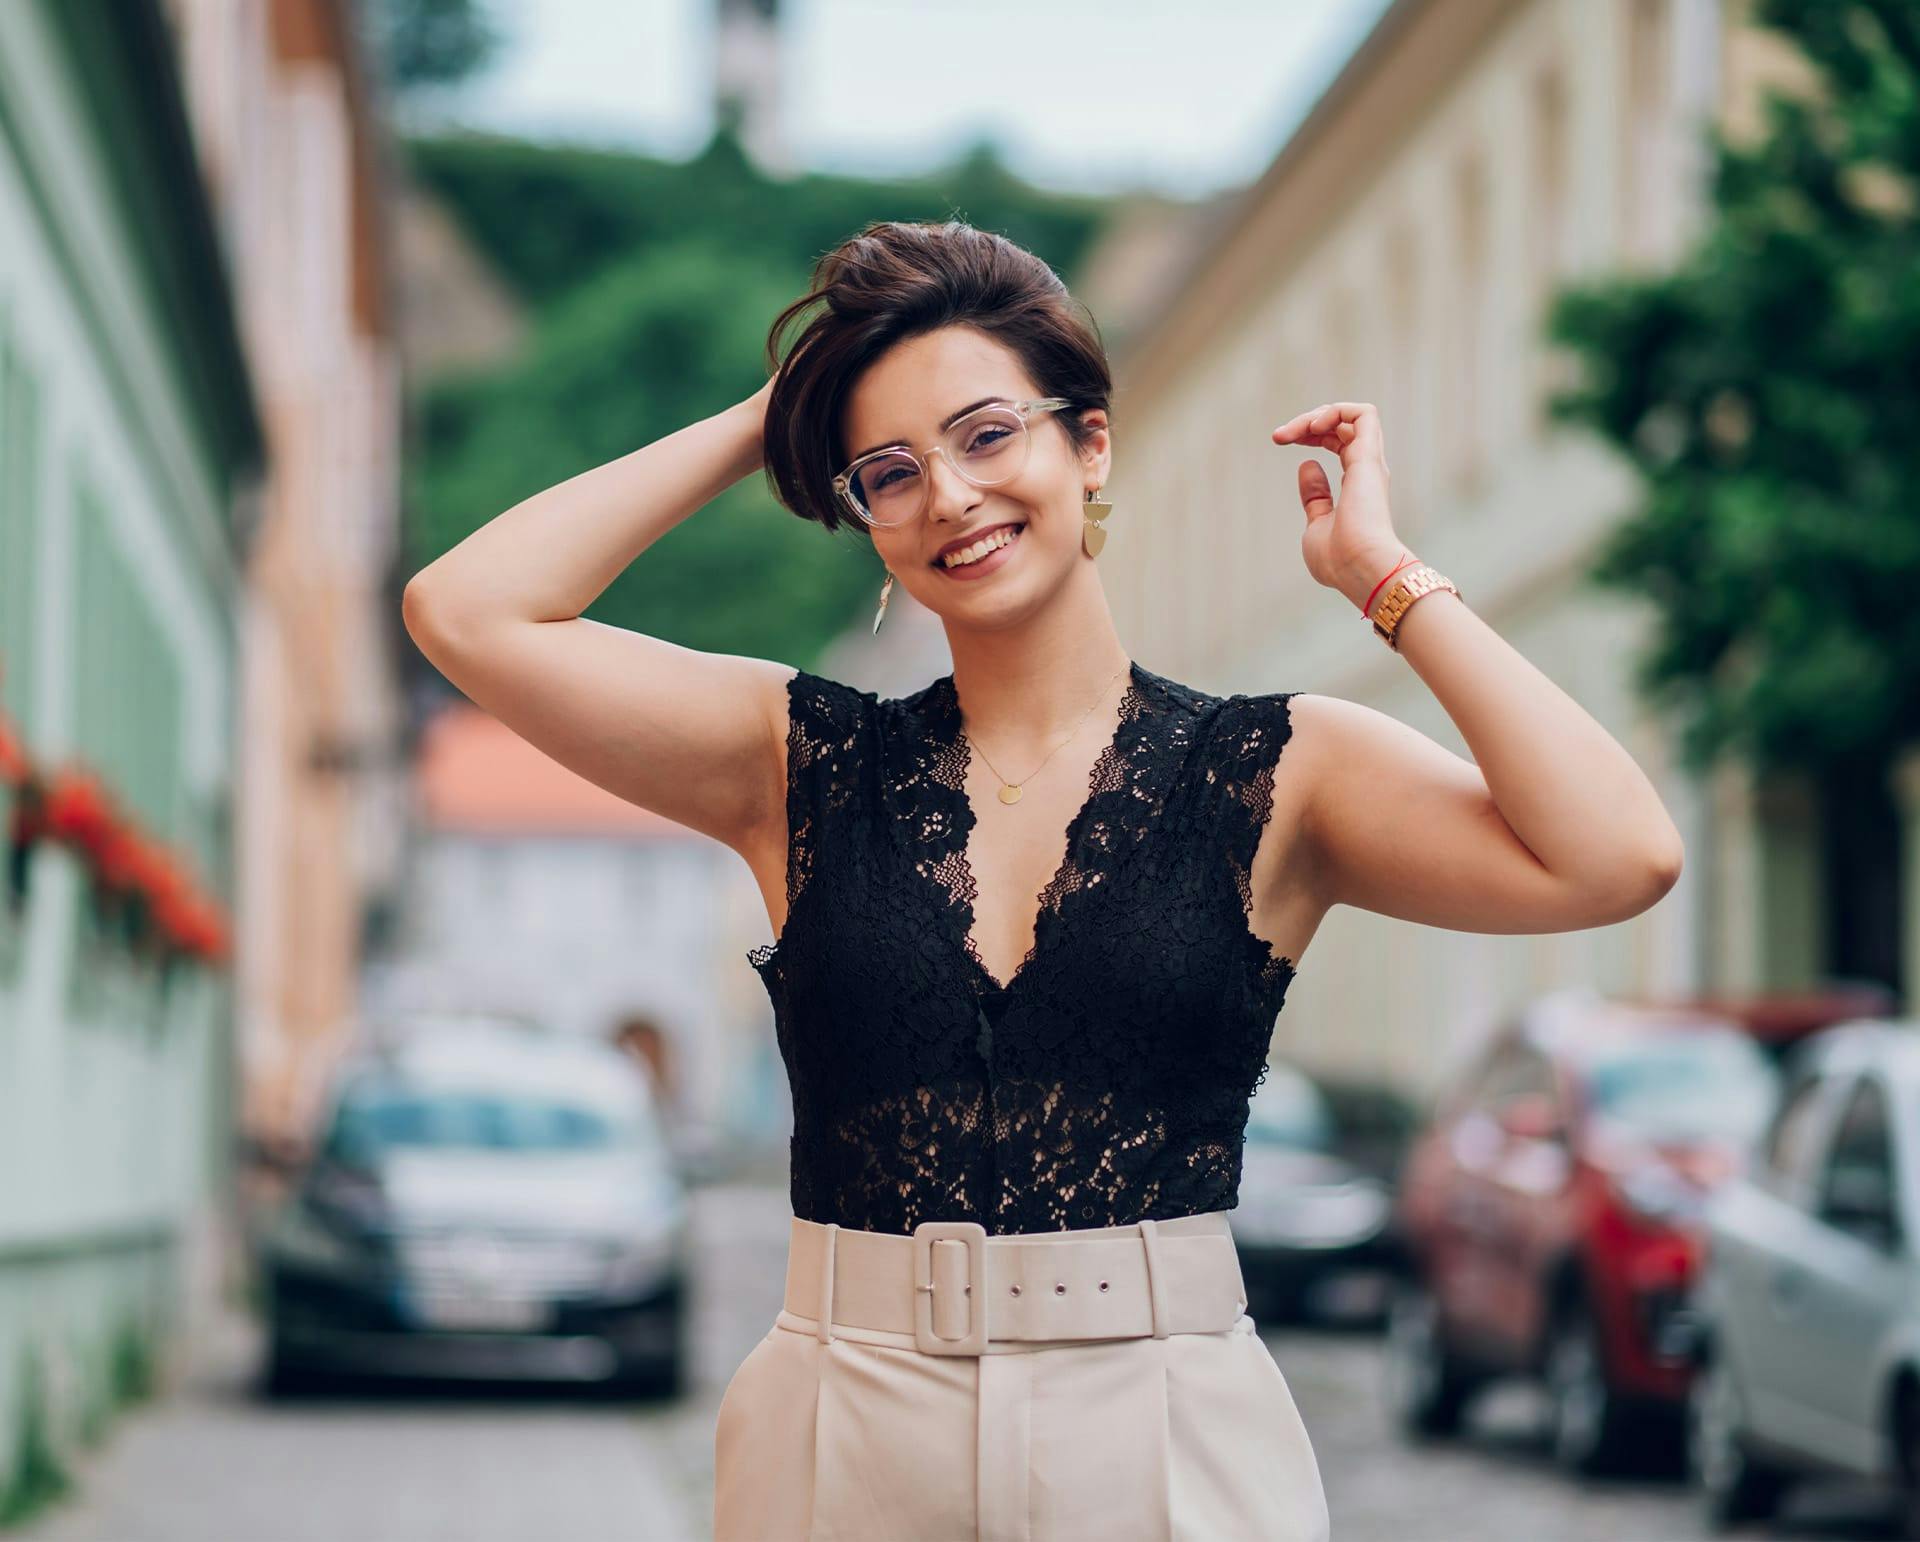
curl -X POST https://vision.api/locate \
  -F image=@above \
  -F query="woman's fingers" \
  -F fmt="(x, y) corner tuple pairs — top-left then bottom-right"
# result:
(1273, 402), (1361, 441)
(1272, 402), (1384, 465)
(1298, 458), (1335, 522)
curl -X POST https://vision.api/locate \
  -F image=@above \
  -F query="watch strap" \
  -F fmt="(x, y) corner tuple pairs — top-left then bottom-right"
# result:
(1369, 564), (1459, 649)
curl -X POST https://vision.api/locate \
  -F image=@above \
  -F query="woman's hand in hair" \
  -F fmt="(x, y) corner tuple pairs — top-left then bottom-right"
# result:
(1272, 401), (1405, 613)
(731, 374), (778, 474)
(743, 372), (777, 420)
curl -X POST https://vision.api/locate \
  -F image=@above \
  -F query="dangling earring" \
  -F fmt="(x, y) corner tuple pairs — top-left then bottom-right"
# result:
(1082, 485), (1114, 558)
(871, 570), (895, 635)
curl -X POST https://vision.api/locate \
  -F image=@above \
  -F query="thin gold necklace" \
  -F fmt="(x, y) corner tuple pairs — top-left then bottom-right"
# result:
(958, 662), (1131, 805)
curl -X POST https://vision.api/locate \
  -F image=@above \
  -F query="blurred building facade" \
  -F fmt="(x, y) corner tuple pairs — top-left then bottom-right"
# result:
(163, 0), (409, 1149)
(1101, 0), (1906, 1094)
(0, 0), (261, 1513)
(0, 0), (403, 1515)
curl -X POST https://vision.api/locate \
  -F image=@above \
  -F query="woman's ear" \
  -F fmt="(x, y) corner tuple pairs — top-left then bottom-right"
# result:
(1077, 408), (1112, 485)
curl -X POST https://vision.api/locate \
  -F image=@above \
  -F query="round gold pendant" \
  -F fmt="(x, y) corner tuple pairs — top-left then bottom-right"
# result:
(997, 783), (1023, 804)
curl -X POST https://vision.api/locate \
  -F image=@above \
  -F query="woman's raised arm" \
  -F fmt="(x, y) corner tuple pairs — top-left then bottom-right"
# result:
(401, 377), (793, 854)
(1270, 401), (1686, 936)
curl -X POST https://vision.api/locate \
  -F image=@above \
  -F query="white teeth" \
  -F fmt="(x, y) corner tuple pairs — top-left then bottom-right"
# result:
(940, 525), (1021, 568)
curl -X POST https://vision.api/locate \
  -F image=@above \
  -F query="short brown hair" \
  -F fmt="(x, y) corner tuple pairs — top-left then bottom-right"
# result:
(761, 219), (1112, 534)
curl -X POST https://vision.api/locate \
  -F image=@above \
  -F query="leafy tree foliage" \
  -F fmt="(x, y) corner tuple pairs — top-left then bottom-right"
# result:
(1546, 0), (1920, 781)
(406, 126), (1109, 313)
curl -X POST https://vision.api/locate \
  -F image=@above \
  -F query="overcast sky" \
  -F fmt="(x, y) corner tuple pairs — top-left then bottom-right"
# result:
(441, 0), (1396, 197)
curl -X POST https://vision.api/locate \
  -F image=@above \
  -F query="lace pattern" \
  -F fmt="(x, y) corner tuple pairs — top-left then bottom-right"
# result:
(747, 661), (1299, 1235)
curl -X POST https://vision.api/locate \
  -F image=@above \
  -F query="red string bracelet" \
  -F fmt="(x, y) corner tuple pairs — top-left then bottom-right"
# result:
(1360, 551), (1419, 617)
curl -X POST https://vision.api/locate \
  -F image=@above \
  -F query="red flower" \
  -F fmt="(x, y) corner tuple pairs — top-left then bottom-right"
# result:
(95, 822), (151, 892)
(12, 749), (233, 968)
(161, 889), (229, 962)
(43, 767), (117, 853)
(133, 838), (190, 914)
(0, 711), (27, 788)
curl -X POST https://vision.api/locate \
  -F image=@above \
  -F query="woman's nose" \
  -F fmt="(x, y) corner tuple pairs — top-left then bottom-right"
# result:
(923, 447), (976, 518)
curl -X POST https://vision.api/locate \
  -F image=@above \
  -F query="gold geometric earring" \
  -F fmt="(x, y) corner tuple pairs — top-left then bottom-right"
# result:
(871, 570), (895, 634)
(1082, 485), (1114, 558)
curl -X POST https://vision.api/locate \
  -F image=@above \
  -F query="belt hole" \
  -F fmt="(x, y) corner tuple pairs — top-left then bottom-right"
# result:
(1099, 1279), (1110, 1292)
(1010, 1284), (1021, 1296)
(1054, 1282), (1067, 1295)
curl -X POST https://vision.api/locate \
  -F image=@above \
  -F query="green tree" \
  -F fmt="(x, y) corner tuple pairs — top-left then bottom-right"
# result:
(408, 243), (875, 659)
(404, 124), (1110, 311)
(1546, 0), (1919, 989)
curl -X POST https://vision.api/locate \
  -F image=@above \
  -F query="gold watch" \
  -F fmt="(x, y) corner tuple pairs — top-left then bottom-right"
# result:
(1369, 563), (1459, 650)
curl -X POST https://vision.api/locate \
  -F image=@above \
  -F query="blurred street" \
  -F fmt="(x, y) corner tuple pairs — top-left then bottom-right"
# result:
(16, 1169), (1906, 1542)
(10, 1174), (800, 1542)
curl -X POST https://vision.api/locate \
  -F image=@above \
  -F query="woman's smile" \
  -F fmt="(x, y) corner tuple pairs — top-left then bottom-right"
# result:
(931, 520), (1025, 579)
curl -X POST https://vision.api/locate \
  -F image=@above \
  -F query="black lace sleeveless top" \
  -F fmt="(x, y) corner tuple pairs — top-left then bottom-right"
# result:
(745, 658), (1299, 1237)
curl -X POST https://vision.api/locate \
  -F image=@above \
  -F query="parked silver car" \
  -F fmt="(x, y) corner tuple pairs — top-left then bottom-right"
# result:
(260, 1020), (691, 1396)
(1683, 1018), (1920, 1532)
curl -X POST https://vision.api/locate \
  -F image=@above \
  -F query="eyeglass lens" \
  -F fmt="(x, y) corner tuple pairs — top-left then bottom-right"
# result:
(846, 406), (1031, 527)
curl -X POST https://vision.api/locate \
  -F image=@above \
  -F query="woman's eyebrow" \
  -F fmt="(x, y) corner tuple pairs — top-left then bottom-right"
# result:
(849, 396), (1006, 462)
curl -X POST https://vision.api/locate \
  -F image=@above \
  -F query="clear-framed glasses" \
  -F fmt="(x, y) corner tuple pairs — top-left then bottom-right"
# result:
(832, 397), (1073, 529)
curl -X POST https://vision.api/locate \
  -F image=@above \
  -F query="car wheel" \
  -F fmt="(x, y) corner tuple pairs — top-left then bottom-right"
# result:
(1543, 1302), (1636, 1475)
(1381, 1277), (1476, 1439)
(1690, 1350), (1789, 1530)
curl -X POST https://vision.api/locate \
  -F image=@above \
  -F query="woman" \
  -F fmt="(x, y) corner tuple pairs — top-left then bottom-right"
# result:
(403, 219), (1684, 1540)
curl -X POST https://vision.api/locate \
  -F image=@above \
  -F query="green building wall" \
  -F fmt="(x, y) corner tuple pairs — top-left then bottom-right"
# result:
(0, 0), (260, 1523)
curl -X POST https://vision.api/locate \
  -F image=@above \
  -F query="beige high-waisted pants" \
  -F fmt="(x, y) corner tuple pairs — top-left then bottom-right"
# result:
(713, 1209), (1331, 1541)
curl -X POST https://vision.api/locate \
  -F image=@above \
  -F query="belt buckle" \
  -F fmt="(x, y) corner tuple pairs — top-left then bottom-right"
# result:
(911, 1219), (989, 1355)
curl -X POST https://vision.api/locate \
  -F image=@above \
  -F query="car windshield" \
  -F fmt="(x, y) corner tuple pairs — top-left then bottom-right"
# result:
(324, 1083), (637, 1160)
(1244, 1067), (1336, 1149)
(1580, 1032), (1780, 1143)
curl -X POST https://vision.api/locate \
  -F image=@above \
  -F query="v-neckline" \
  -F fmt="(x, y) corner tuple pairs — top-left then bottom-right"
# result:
(934, 659), (1146, 998)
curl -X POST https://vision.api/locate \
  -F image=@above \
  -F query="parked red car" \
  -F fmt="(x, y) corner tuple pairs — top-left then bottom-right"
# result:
(1382, 988), (1781, 1475)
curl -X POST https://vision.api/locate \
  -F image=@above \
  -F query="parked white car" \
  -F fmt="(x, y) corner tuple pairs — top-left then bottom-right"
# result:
(259, 1018), (691, 1397)
(1684, 1017), (1920, 1533)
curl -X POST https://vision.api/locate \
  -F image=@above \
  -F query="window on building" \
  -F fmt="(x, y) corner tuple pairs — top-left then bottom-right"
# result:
(1450, 150), (1487, 497)
(1621, 0), (1671, 260)
(1384, 221), (1420, 538)
(1, 320), (40, 733)
(73, 479), (182, 836)
(67, 477), (184, 1019)
(1, 318), (42, 985)
(1529, 61), (1571, 436)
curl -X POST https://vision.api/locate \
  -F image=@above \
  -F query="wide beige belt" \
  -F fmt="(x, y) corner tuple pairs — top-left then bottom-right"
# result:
(782, 1210), (1249, 1356)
